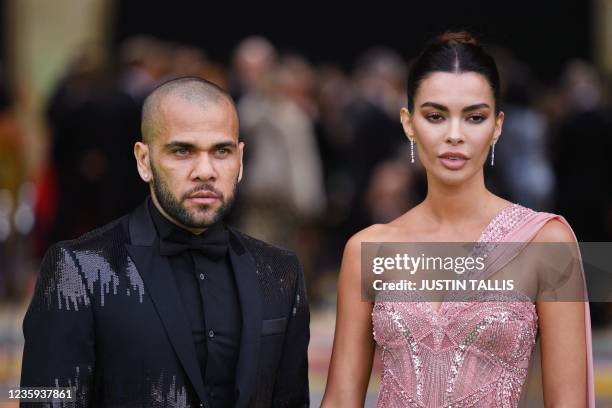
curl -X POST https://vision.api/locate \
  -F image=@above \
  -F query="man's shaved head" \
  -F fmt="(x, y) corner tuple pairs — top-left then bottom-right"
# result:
(134, 76), (243, 234)
(141, 76), (238, 144)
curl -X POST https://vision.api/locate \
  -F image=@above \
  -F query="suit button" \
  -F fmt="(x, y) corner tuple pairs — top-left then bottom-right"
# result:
(208, 329), (215, 338)
(199, 273), (205, 280)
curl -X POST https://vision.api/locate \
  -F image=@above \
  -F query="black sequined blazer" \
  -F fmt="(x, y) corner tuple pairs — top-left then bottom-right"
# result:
(20, 200), (310, 408)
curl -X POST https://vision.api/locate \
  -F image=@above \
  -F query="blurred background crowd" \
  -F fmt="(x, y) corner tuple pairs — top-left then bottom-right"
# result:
(1, 0), (612, 405)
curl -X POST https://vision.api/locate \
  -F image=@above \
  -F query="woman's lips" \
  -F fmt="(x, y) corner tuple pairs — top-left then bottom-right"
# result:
(438, 153), (469, 170)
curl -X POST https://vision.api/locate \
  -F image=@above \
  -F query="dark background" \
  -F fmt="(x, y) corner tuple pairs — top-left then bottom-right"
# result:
(114, 1), (592, 79)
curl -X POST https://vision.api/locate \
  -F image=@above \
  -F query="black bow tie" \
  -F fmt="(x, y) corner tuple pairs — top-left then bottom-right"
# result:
(158, 225), (229, 261)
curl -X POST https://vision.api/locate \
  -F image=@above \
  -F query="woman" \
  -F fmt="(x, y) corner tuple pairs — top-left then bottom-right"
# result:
(321, 32), (594, 407)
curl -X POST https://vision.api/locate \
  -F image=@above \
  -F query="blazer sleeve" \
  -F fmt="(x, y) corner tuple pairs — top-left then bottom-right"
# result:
(20, 243), (96, 408)
(271, 255), (310, 407)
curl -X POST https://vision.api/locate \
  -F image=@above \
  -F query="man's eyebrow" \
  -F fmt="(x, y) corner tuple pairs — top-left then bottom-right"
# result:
(164, 141), (196, 150)
(213, 141), (238, 149)
(163, 140), (238, 151)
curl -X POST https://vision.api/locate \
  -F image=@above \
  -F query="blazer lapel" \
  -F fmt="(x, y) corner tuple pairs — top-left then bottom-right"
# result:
(228, 231), (262, 407)
(125, 200), (208, 406)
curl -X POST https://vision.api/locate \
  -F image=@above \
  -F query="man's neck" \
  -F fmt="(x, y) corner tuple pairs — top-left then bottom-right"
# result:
(150, 194), (207, 235)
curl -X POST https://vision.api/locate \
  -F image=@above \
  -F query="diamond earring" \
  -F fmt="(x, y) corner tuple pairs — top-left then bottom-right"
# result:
(490, 143), (495, 166)
(410, 138), (415, 163)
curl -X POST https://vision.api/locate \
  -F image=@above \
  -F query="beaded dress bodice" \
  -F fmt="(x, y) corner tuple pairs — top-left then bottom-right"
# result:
(372, 203), (540, 407)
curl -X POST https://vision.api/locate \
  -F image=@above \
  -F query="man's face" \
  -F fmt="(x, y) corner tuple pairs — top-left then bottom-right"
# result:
(138, 95), (243, 232)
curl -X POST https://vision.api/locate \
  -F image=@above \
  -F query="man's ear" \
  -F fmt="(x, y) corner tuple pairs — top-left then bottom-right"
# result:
(400, 107), (415, 143)
(237, 141), (245, 183)
(134, 142), (152, 182)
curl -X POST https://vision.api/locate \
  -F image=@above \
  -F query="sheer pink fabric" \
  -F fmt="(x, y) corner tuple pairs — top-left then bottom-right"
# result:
(372, 204), (595, 407)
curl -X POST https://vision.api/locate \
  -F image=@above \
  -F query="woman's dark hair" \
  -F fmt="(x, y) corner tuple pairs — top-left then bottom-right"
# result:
(406, 31), (501, 114)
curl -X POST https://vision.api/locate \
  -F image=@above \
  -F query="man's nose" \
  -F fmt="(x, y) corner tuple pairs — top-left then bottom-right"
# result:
(191, 153), (217, 181)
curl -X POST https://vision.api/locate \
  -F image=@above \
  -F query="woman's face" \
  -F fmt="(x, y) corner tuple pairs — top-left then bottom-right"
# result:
(400, 71), (504, 186)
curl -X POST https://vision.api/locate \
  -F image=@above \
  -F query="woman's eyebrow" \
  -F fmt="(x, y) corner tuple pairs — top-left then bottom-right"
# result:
(419, 102), (491, 112)
(420, 102), (448, 111)
(462, 103), (490, 112)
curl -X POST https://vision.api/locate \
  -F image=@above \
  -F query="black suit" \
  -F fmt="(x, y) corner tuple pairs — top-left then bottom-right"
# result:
(21, 200), (310, 407)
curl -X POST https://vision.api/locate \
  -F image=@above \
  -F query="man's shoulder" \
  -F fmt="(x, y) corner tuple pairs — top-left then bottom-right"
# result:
(228, 227), (299, 266)
(48, 215), (130, 254)
(36, 216), (131, 309)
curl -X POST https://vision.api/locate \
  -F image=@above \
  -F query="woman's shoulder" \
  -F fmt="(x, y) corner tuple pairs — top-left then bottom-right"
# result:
(344, 224), (395, 253)
(512, 203), (577, 243)
(532, 214), (577, 243)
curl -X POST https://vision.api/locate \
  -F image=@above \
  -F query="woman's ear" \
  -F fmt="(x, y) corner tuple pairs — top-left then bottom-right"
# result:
(134, 142), (152, 183)
(492, 111), (505, 144)
(400, 107), (415, 142)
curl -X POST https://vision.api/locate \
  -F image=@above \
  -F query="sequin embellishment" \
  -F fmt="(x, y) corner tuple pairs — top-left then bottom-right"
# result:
(372, 203), (539, 407)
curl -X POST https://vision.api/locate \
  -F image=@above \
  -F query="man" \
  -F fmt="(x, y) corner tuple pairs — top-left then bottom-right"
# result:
(21, 77), (310, 408)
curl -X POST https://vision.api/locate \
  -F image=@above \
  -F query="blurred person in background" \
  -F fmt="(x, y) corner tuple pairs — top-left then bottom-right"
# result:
(21, 77), (309, 407)
(169, 45), (228, 90)
(229, 36), (277, 103)
(311, 65), (358, 298)
(118, 35), (174, 104)
(552, 60), (612, 242)
(490, 48), (555, 211)
(343, 48), (423, 236)
(551, 60), (612, 328)
(169, 45), (209, 78)
(44, 44), (146, 249)
(0, 73), (23, 197)
(237, 54), (326, 247)
(0, 68), (28, 299)
(363, 158), (417, 224)
(237, 54), (326, 300)
(315, 65), (355, 230)
(225, 36), (279, 229)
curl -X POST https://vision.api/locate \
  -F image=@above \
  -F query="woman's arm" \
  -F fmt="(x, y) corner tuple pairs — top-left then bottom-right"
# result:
(321, 231), (377, 407)
(535, 219), (588, 407)
(537, 301), (587, 407)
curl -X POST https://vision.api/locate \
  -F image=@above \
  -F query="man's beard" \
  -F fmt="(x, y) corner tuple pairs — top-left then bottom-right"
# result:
(150, 164), (237, 229)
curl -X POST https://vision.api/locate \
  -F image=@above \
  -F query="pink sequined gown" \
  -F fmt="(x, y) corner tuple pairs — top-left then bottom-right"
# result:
(372, 203), (595, 407)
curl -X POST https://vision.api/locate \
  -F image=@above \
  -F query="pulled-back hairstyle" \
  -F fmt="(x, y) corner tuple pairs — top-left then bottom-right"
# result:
(406, 31), (501, 114)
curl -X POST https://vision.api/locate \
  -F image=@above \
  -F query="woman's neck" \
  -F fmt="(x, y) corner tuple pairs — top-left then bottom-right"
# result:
(421, 170), (497, 224)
